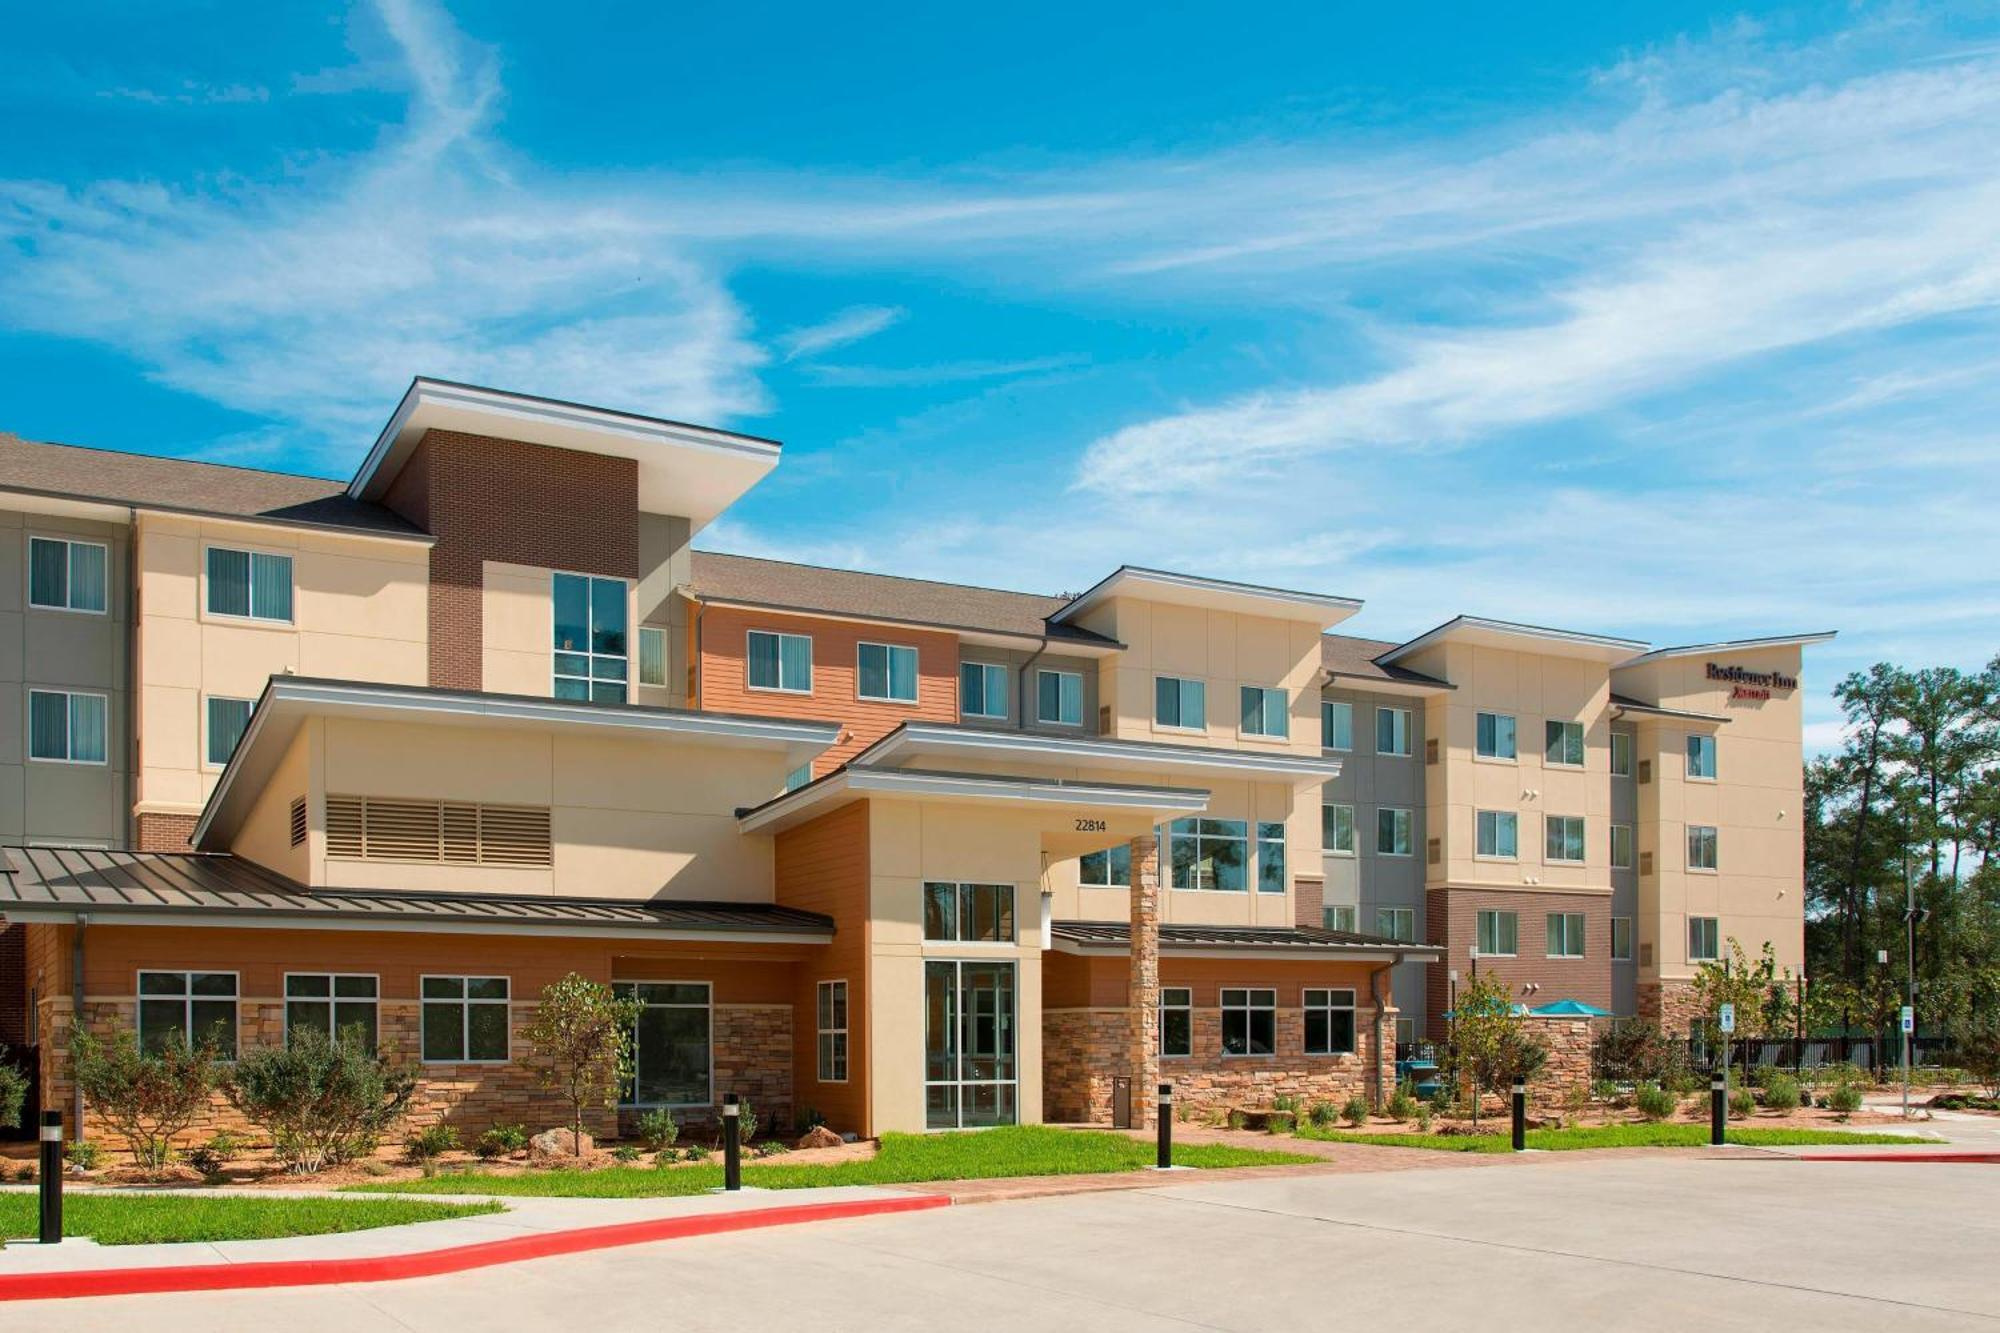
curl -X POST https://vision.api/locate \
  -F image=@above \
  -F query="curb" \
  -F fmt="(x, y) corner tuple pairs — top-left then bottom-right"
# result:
(0, 1194), (950, 1302)
(1788, 1151), (2000, 1164)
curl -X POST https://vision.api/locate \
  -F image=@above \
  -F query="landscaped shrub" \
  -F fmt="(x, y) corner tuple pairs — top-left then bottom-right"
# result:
(1307, 1100), (1337, 1128)
(736, 1101), (760, 1146)
(1386, 1087), (1417, 1122)
(1634, 1082), (1676, 1122)
(635, 1108), (679, 1152)
(1591, 1021), (1684, 1085)
(476, 1124), (528, 1160)
(0, 1044), (26, 1131)
(70, 1028), (222, 1172)
(611, 1145), (642, 1162)
(1827, 1084), (1864, 1117)
(1728, 1087), (1756, 1120)
(1416, 1103), (1434, 1133)
(184, 1131), (243, 1176)
(405, 1124), (459, 1162)
(518, 973), (641, 1159)
(1763, 1075), (1801, 1112)
(1341, 1094), (1369, 1127)
(64, 1139), (103, 1171)
(226, 1026), (418, 1174)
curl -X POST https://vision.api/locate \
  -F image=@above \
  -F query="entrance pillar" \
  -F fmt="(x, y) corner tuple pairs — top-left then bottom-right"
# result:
(1127, 833), (1161, 1128)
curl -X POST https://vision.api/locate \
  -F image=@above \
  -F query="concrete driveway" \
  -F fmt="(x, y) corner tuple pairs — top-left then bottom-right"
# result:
(11, 1155), (1998, 1331)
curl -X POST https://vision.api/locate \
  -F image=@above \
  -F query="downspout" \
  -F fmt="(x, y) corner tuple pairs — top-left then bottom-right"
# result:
(691, 595), (707, 708)
(124, 509), (139, 849)
(71, 913), (88, 1141)
(1368, 953), (1404, 1109)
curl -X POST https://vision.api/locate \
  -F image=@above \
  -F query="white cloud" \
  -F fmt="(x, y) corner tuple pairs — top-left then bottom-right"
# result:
(778, 305), (905, 362)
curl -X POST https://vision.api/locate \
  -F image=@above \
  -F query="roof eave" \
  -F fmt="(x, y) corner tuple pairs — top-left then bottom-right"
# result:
(1616, 632), (1839, 667)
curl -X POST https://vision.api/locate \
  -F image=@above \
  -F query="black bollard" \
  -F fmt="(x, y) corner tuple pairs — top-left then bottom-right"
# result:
(1511, 1078), (1526, 1152)
(722, 1093), (742, 1191)
(1157, 1083), (1173, 1169)
(1710, 1072), (1726, 1146)
(39, 1109), (63, 1245)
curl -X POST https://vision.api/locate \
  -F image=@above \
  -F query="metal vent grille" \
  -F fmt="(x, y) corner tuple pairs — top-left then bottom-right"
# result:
(322, 796), (553, 867)
(288, 796), (307, 848)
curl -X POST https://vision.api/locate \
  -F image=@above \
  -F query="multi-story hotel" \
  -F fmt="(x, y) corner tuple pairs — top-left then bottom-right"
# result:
(0, 379), (1829, 1140)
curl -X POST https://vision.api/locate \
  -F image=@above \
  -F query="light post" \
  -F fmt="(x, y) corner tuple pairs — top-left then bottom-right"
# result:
(1899, 841), (1928, 1121)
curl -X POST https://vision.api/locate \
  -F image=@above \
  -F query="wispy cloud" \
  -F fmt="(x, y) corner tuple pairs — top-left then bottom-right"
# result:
(99, 82), (269, 106)
(799, 354), (1082, 388)
(778, 305), (905, 362)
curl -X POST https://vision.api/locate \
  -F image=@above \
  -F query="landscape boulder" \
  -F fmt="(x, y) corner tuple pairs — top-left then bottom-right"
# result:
(529, 1128), (595, 1161)
(795, 1125), (843, 1150)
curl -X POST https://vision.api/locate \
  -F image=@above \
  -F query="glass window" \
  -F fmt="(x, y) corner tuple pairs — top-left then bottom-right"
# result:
(1611, 823), (1634, 869)
(138, 971), (238, 1057)
(617, 981), (712, 1106)
(205, 696), (254, 767)
(1376, 907), (1414, 942)
(1611, 916), (1634, 961)
(1037, 669), (1082, 726)
(1475, 712), (1517, 759)
(1324, 904), (1358, 932)
(1688, 916), (1720, 961)
(1476, 810), (1518, 858)
(1303, 988), (1357, 1055)
(960, 661), (1007, 718)
(29, 537), (108, 613)
(857, 642), (918, 702)
(1547, 913), (1586, 958)
(1322, 700), (1353, 750)
(1545, 720), (1585, 767)
(1376, 807), (1412, 856)
(1610, 732), (1633, 777)
(1322, 803), (1356, 855)
(1688, 825), (1719, 870)
(28, 689), (107, 764)
(1169, 818), (1248, 891)
(1154, 676), (1206, 730)
(1159, 986), (1192, 1057)
(1476, 909), (1519, 957)
(925, 960), (1017, 1129)
(420, 976), (511, 1063)
(206, 547), (292, 622)
(784, 763), (812, 792)
(553, 572), (628, 704)
(922, 882), (1015, 942)
(1376, 707), (1412, 756)
(1256, 822), (1286, 894)
(1079, 843), (1132, 889)
(1687, 734), (1717, 780)
(637, 627), (667, 686)
(817, 980), (849, 1083)
(748, 630), (812, 693)
(1220, 988), (1276, 1056)
(1239, 685), (1288, 738)
(1545, 814), (1586, 863)
(284, 974), (378, 1051)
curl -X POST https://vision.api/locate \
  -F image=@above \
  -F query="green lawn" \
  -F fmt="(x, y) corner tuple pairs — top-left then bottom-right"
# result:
(1294, 1123), (1919, 1153)
(351, 1125), (1316, 1198)
(0, 1193), (501, 1246)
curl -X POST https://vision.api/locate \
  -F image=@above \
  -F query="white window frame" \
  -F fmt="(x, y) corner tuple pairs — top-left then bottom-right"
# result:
(1324, 904), (1358, 932)
(136, 969), (240, 1058)
(1476, 909), (1519, 958)
(1611, 916), (1634, 962)
(1545, 814), (1587, 864)
(1545, 720), (1585, 768)
(1037, 669), (1084, 727)
(1376, 706), (1413, 757)
(617, 980), (715, 1109)
(1686, 733), (1718, 781)
(960, 661), (1008, 719)
(1475, 809), (1518, 860)
(1376, 807), (1413, 857)
(551, 570), (630, 704)
(282, 972), (381, 1050)
(1546, 912), (1587, 959)
(1687, 824), (1719, 872)
(856, 640), (920, 705)
(1239, 684), (1289, 740)
(1610, 731), (1633, 777)
(1688, 916), (1720, 962)
(1219, 987), (1278, 1059)
(1475, 711), (1517, 761)
(637, 626), (668, 687)
(27, 535), (109, 615)
(1153, 675), (1207, 733)
(419, 974), (512, 1065)
(1322, 803), (1356, 856)
(816, 979), (849, 1083)
(1302, 987), (1358, 1056)
(746, 629), (813, 695)
(26, 688), (109, 765)
(1159, 986), (1193, 1058)
(203, 694), (255, 770)
(202, 543), (295, 625)
(1611, 823), (1634, 870)
(1321, 699), (1353, 751)
(1376, 907), (1415, 942)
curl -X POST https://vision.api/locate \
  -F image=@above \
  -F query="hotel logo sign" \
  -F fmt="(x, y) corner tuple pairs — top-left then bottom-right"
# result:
(1707, 661), (1797, 702)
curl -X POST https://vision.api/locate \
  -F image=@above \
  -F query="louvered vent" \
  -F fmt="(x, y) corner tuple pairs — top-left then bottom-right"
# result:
(1425, 738), (1439, 765)
(479, 806), (553, 867)
(1638, 759), (1653, 785)
(1426, 837), (1442, 865)
(325, 796), (364, 859)
(322, 796), (552, 867)
(1640, 850), (1655, 876)
(288, 796), (307, 848)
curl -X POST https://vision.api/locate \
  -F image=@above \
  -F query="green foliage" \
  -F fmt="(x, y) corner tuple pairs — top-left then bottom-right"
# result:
(1591, 1021), (1684, 1085)
(69, 1028), (222, 1172)
(1691, 938), (1794, 1047)
(736, 1101), (759, 1145)
(64, 1139), (103, 1171)
(404, 1124), (459, 1162)
(1634, 1082), (1677, 1122)
(184, 1131), (243, 1177)
(225, 1025), (416, 1174)
(635, 1108), (680, 1152)
(1306, 1100), (1337, 1127)
(1415, 1103), (1433, 1132)
(1728, 1087), (1756, 1119)
(0, 1193), (498, 1246)
(518, 973), (642, 1157)
(1290, 1124), (1916, 1154)
(1763, 1075), (1802, 1112)
(476, 1124), (527, 1159)
(1944, 1019), (2000, 1098)
(1385, 1086), (1418, 1122)
(0, 1045), (26, 1131)
(1340, 1094), (1369, 1126)
(611, 1145), (642, 1162)
(1440, 973), (1549, 1128)
(1827, 1083), (1864, 1116)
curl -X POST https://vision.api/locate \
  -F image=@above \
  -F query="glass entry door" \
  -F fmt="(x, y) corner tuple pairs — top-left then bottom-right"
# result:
(924, 960), (1017, 1129)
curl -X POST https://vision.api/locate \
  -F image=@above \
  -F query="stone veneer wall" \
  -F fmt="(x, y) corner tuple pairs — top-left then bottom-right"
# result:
(1523, 1015), (1595, 1109)
(1637, 980), (1705, 1038)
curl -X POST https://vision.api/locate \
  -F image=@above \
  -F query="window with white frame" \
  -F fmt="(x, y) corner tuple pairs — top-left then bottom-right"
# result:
(1476, 711), (1517, 760)
(206, 546), (293, 623)
(1611, 916), (1633, 961)
(923, 882), (1015, 942)
(205, 695), (254, 767)
(1545, 720), (1585, 767)
(1545, 814), (1586, 863)
(1687, 824), (1719, 870)
(1324, 904), (1358, 932)
(1686, 733), (1717, 780)
(28, 536), (107, 613)
(1303, 988), (1357, 1055)
(553, 572), (628, 703)
(1611, 823), (1634, 870)
(1169, 818), (1248, 891)
(1610, 731), (1633, 777)
(1322, 699), (1352, 750)
(1377, 807), (1412, 856)
(817, 980), (849, 1082)
(748, 630), (812, 693)
(1220, 988), (1276, 1056)
(1159, 986), (1192, 1057)
(1155, 675), (1206, 730)
(1376, 907), (1415, 942)
(284, 974), (379, 1051)
(138, 971), (238, 1056)
(420, 976), (510, 1062)
(1688, 916), (1720, 961)
(28, 689), (107, 764)
(618, 982), (712, 1107)
(1239, 685), (1288, 738)
(1376, 706), (1412, 756)
(1322, 803), (1356, 855)
(858, 642), (919, 703)
(1546, 912), (1587, 958)
(1476, 809), (1518, 858)
(1477, 909), (1519, 957)
(1256, 822), (1286, 894)
(637, 627), (667, 686)
(1037, 669), (1082, 725)
(1079, 842), (1132, 888)
(960, 661), (1008, 719)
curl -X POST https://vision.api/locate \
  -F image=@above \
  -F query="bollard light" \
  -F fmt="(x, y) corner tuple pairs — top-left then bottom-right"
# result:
(722, 1093), (742, 1192)
(39, 1109), (63, 1245)
(1157, 1083), (1173, 1170)
(1510, 1078), (1527, 1152)
(1709, 1072), (1727, 1146)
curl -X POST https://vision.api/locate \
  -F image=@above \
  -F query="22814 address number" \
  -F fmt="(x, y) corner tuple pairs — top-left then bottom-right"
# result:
(1074, 818), (1108, 833)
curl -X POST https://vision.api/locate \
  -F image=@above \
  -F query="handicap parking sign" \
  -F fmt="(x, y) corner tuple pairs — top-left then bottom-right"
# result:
(1719, 1003), (1735, 1033)
(1900, 1006), (1914, 1034)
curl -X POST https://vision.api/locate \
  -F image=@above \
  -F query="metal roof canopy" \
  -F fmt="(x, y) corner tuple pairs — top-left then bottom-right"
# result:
(1051, 919), (1440, 963)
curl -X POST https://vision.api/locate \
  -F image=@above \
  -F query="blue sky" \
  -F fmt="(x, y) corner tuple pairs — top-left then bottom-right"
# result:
(5, 1), (2000, 748)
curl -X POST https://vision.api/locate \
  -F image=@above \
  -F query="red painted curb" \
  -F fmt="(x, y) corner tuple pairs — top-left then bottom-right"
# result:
(1790, 1151), (2000, 1163)
(0, 1194), (950, 1303)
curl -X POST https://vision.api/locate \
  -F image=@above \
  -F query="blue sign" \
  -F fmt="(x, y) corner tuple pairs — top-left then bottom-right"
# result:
(1719, 1003), (1736, 1034)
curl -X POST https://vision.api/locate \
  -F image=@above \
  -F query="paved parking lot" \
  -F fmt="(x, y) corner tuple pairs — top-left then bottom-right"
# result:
(12, 1154), (1998, 1330)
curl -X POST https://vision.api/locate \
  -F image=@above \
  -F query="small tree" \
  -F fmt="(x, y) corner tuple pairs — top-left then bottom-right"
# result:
(0, 1044), (27, 1131)
(69, 1029), (221, 1172)
(227, 1025), (418, 1173)
(519, 973), (641, 1155)
(1945, 1018), (2000, 1099)
(1591, 1020), (1684, 1085)
(1690, 939), (1796, 1073)
(1443, 973), (1546, 1129)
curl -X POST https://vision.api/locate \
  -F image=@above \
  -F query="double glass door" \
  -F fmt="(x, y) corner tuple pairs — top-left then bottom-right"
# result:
(924, 960), (1016, 1129)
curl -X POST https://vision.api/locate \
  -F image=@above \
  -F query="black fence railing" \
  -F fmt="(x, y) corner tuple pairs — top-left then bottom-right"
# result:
(1686, 1034), (1954, 1076)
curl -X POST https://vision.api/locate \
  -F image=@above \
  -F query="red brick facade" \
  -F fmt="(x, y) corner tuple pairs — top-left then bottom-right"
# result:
(136, 812), (198, 852)
(0, 925), (25, 1049)
(1424, 885), (1612, 1037)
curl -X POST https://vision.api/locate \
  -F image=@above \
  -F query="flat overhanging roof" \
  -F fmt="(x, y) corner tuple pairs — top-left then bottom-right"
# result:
(737, 767), (1211, 835)
(850, 723), (1344, 786)
(1610, 693), (1730, 726)
(1617, 631), (1838, 666)
(1051, 920), (1440, 963)
(1052, 566), (1363, 631)
(1379, 615), (1648, 666)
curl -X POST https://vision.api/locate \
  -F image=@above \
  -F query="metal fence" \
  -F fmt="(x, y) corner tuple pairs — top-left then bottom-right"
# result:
(1686, 1034), (1955, 1076)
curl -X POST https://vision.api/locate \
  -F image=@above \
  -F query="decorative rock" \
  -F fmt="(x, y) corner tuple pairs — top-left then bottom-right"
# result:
(795, 1125), (843, 1150)
(529, 1128), (594, 1161)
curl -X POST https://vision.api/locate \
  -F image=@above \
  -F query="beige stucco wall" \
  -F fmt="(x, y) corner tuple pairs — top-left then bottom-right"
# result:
(231, 723), (310, 882)
(482, 560), (651, 703)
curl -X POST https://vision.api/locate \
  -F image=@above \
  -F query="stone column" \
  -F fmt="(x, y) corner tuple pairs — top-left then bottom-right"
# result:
(1127, 834), (1161, 1128)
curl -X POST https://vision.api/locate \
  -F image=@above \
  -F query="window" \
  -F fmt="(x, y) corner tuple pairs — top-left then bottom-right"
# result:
(923, 882), (1015, 942)
(1037, 669), (1082, 726)
(1159, 987), (1192, 1057)
(1256, 822), (1286, 894)
(138, 971), (238, 1056)
(28, 689), (107, 764)
(1376, 907), (1415, 942)
(637, 627), (667, 687)
(284, 974), (379, 1051)
(1611, 916), (1634, 962)
(856, 641), (919, 704)
(324, 796), (552, 866)
(1239, 685), (1288, 738)
(1169, 818), (1248, 891)
(1376, 807), (1412, 856)
(1545, 814), (1586, 863)
(553, 572), (628, 703)
(205, 696), (254, 767)
(1688, 824), (1719, 871)
(784, 763), (812, 793)
(1303, 988), (1357, 1055)
(747, 630), (812, 693)
(206, 546), (293, 622)
(1322, 803), (1356, 855)
(961, 662), (1008, 719)
(28, 536), (107, 613)
(1322, 699), (1353, 750)
(1476, 909), (1519, 956)
(1547, 913), (1587, 958)
(1687, 733), (1717, 780)
(1079, 843), (1132, 888)
(1611, 823), (1634, 869)
(1475, 712), (1517, 760)
(1688, 916), (1720, 961)
(1545, 720), (1585, 767)
(1220, 988), (1276, 1056)
(1376, 707), (1412, 756)
(1154, 676), (1206, 730)
(1476, 810), (1518, 858)
(925, 960), (1016, 1129)
(816, 980), (849, 1082)
(1610, 732), (1633, 777)
(1324, 904), (1358, 932)
(619, 982), (712, 1106)
(421, 976), (510, 1063)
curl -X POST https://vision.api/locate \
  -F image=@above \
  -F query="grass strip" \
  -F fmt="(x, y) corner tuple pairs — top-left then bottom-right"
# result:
(1293, 1123), (1920, 1153)
(0, 1193), (501, 1247)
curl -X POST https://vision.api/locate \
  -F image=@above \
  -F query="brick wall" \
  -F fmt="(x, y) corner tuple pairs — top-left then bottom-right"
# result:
(136, 812), (198, 852)
(1293, 874), (1324, 930)
(1424, 885), (1612, 1037)
(0, 925), (24, 1049)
